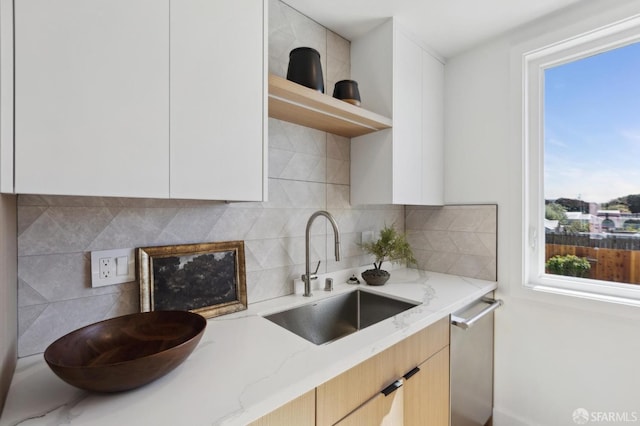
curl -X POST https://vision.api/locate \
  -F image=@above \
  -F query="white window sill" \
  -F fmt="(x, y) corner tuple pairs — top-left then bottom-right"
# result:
(526, 276), (640, 308)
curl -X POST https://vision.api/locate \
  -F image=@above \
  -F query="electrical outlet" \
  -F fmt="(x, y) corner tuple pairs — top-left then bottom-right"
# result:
(99, 257), (114, 279)
(91, 248), (136, 287)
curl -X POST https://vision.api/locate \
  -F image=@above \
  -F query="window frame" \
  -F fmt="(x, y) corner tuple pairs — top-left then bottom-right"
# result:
(523, 15), (640, 306)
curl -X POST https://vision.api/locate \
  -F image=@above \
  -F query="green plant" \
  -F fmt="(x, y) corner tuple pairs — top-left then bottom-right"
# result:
(545, 254), (591, 278)
(566, 221), (590, 233)
(361, 224), (416, 270)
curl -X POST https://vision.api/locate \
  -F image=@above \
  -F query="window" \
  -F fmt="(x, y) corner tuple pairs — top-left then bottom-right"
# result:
(524, 16), (640, 305)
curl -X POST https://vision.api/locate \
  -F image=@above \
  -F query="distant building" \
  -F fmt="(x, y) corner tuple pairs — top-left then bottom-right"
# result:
(596, 210), (622, 231)
(565, 211), (597, 231)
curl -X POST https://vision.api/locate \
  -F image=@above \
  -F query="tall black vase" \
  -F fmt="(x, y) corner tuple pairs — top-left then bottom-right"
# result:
(286, 47), (324, 93)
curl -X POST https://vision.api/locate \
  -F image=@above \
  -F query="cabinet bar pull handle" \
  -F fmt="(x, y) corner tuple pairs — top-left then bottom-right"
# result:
(403, 367), (420, 380)
(451, 298), (503, 330)
(381, 379), (403, 396)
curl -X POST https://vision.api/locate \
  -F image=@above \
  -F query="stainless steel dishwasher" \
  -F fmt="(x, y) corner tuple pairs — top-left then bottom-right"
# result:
(450, 294), (503, 426)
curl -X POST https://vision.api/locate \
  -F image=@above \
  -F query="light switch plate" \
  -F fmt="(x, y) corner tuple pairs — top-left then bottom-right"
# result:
(90, 248), (136, 287)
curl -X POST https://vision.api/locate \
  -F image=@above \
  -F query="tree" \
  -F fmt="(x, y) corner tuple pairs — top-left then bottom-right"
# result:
(566, 221), (589, 233)
(554, 198), (583, 212)
(545, 203), (568, 223)
(627, 194), (640, 213)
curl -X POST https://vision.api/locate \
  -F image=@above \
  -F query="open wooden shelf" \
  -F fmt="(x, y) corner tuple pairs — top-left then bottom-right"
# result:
(268, 74), (392, 138)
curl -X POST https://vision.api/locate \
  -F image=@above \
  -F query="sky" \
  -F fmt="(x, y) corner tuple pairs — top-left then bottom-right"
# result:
(544, 41), (640, 204)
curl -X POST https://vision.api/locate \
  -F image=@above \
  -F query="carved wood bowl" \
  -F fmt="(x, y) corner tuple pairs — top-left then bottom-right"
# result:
(44, 310), (207, 393)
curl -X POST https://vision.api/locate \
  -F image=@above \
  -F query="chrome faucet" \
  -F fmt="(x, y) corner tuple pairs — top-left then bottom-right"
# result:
(302, 210), (341, 297)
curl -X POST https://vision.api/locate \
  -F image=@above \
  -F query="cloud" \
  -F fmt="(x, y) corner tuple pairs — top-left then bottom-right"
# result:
(545, 154), (640, 203)
(620, 129), (640, 140)
(546, 137), (568, 148)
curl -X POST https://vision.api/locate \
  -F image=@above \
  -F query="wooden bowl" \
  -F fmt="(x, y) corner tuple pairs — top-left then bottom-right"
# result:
(44, 311), (206, 393)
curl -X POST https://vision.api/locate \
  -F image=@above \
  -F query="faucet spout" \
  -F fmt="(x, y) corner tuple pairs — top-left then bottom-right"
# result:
(303, 210), (341, 297)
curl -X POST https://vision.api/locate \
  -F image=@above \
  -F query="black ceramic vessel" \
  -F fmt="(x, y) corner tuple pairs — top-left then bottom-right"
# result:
(287, 47), (324, 93)
(333, 80), (361, 106)
(362, 269), (390, 286)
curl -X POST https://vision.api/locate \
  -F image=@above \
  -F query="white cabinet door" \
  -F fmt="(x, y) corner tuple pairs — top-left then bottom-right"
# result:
(14, 0), (169, 197)
(392, 28), (423, 205)
(421, 50), (444, 205)
(170, 0), (266, 201)
(351, 18), (444, 206)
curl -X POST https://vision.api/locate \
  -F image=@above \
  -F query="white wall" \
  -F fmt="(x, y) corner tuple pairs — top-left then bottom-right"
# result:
(0, 194), (16, 413)
(445, 1), (640, 425)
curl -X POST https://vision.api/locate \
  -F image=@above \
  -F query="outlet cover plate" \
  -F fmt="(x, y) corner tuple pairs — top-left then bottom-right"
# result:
(90, 248), (136, 287)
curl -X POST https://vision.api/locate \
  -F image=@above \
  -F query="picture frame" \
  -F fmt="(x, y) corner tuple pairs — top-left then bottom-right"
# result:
(138, 241), (247, 319)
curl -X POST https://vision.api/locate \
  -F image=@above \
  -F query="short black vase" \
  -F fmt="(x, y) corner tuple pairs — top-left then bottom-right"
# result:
(286, 47), (324, 93)
(361, 269), (390, 286)
(333, 80), (361, 106)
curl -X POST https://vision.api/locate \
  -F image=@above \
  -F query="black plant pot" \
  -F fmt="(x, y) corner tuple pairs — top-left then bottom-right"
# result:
(361, 269), (390, 286)
(333, 79), (361, 106)
(286, 47), (324, 93)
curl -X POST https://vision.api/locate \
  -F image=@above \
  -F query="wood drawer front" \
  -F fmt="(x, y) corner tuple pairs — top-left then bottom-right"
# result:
(397, 316), (449, 372)
(404, 346), (450, 426)
(334, 385), (404, 426)
(317, 317), (450, 426)
(248, 390), (315, 426)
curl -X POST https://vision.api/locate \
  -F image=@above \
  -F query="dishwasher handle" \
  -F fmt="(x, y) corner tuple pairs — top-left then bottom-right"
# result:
(451, 298), (502, 330)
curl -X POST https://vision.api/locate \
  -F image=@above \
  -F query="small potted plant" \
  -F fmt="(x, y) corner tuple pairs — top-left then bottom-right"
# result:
(360, 224), (417, 286)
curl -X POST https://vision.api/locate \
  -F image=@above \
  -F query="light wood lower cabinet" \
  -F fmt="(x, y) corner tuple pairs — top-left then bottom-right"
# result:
(253, 317), (450, 425)
(404, 346), (450, 426)
(334, 384), (404, 426)
(248, 390), (315, 426)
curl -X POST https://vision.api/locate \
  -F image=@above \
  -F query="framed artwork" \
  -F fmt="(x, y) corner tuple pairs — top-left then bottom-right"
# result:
(138, 241), (247, 319)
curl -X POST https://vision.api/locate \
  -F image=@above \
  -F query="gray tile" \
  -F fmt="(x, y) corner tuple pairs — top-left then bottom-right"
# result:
(276, 152), (326, 182)
(247, 267), (296, 303)
(448, 232), (493, 256)
(19, 207), (117, 256)
(17, 279), (48, 307)
(424, 251), (459, 274)
(326, 31), (351, 94)
(268, 148), (296, 179)
(106, 289), (140, 318)
(18, 293), (120, 356)
(206, 208), (261, 242)
(423, 230), (457, 253)
(155, 205), (227, 245)
(267, 180), (326, 209)
(245, 209), (291, 240)
(18, 304), (47, 338)
(87, 207), (180, 250)
(18, 253), (135, 304)
(17, 206), (46, 236)
(447, 254), (494, 279)
(327, 184), (350, 209)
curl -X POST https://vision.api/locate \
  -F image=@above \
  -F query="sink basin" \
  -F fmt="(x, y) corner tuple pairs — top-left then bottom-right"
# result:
(264, 290), (419, 345)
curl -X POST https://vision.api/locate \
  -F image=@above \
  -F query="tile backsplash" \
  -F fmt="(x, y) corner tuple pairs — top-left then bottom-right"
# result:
(15, 1), (497, 357)
(406, 205), (497, 281)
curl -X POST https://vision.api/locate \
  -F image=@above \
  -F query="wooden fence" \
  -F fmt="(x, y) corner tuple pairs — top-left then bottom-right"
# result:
(546, 234), (640, 284)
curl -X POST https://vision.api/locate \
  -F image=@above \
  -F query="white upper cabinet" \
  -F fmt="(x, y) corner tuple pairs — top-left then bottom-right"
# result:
(12, 0), (267, 201)
(170, 0), (266, 201)
(350, 18), (444, 206)
(14, 0), (170, 198)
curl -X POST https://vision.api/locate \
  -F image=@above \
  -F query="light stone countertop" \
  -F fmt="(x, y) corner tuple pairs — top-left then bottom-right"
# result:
(0, 268), (497, 426)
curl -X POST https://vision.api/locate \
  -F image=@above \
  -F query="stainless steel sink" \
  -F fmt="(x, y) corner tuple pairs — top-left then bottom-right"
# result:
(263, 290), (419, 345)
